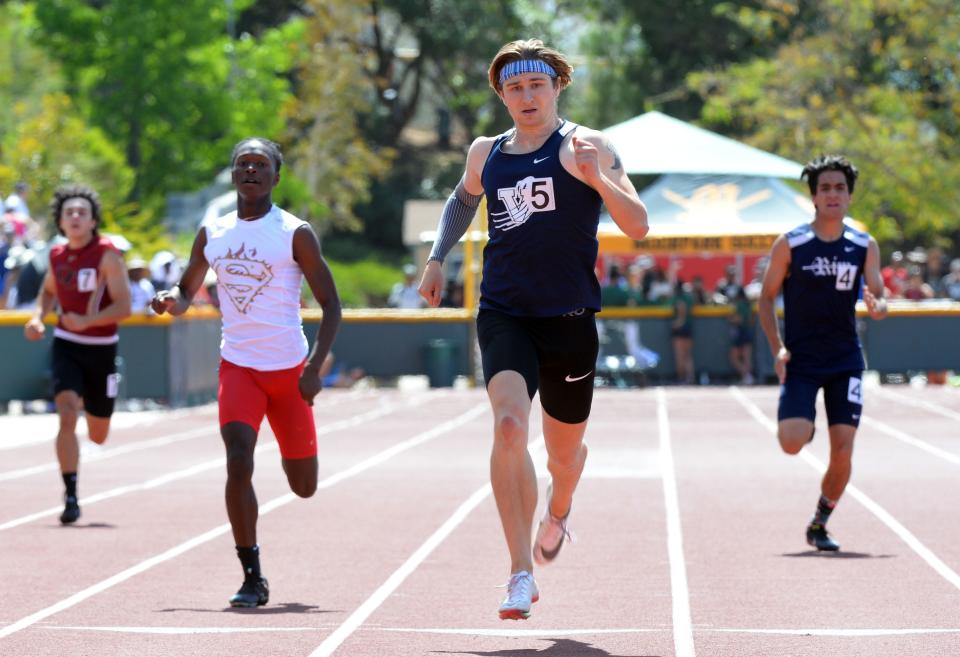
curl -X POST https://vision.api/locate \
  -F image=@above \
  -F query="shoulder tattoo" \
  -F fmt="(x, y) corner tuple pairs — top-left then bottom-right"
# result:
(605, 140), (622, 171)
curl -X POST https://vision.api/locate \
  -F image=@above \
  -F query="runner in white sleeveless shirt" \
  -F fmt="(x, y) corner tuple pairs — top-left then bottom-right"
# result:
(152, 137), (342, 608)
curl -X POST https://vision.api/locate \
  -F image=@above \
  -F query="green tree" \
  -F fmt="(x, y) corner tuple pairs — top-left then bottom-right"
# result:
(332, 0), (556, 254)
(690, 0), (960, 246)
(32, 0), (294, 208)
(284, 0), (393, 234)
(567, 0), (778, 126)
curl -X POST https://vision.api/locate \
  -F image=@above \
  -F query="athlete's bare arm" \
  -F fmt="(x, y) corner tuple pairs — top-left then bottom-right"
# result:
(758, 235), (791, 383)
(23, 266), (57, 341)
(862, 236), (888, 320)
(294, 224), (342, 404)
(563, 128), (648, 240)
(419, 136), (496, 306)
(61, 249), (132, 332)
(151, 228), (209, 316)
(462, 136), (497, 195)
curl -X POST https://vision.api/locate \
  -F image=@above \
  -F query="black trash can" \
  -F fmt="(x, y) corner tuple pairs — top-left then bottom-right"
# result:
(423, 338), (458, 388)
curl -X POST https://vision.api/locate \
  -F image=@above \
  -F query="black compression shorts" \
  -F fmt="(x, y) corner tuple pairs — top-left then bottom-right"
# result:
(477, 308), (599, 424)
(51, 337), (119, 418)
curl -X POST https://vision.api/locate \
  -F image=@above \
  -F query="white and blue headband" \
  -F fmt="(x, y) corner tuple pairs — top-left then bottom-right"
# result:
(499, 59), (557, 85)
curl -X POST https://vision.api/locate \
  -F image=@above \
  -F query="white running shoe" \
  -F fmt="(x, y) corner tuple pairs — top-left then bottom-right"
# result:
(498, 570), (539, 620)
(533, 485), (572, 565)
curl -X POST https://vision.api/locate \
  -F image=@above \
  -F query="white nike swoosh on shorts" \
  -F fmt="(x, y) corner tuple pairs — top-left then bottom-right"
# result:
(564, 371), (593, 382)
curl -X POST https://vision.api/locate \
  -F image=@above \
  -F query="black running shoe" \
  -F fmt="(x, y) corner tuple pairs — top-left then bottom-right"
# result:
(60, 495), (81, 525)
(229, 576), (269, 608)
(806, 523), (840, 551)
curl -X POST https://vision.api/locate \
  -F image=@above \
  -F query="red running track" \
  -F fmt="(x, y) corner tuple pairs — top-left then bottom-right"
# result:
(2, 384), (959, 656)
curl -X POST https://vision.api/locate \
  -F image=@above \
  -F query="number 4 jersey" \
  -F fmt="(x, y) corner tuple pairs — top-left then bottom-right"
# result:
(50, 235), (121, 344)
(782, 223), (870, 375)
(479, 120), (602, 317)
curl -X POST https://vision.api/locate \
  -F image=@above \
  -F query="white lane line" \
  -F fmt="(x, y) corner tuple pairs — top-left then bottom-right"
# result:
(0, 407), (208, 451)
(44, 626), (325, 634)
(861, 416), (960, 466)
(0, 427), (213, 482)
(0, 390), (376, 479)
(0, 399), (408, 532)
(710, 627), (960, 637)
(656, 388), (696, 657)
(731, 387), (960, 592)
(872, 387), (960, 422)
(308, 434), (547, 657)
(41, 624), (960, 638)
(0, 402), (488, 640)
(380, 627), (660, 637)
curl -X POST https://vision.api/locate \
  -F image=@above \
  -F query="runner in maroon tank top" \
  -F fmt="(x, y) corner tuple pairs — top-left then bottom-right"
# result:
(23, 185), (132, 524)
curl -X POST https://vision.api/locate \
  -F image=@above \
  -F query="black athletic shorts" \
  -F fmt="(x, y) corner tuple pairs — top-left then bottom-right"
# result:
(51, 337), (119, 418)
(778, 369), (863, 428)
(477, 308), (599, 424)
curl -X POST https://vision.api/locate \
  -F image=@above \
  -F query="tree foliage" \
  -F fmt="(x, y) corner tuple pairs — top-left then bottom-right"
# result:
(31, 0), (296, 209)
(285, 0), (393, 234)
(567, 0), (778, 126)
(328, 0), (557, 254)
(690, 0), (960, 246)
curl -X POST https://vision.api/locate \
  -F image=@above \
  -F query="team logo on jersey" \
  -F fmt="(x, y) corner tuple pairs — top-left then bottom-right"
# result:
(800, 256), (858, 291)
(491, 176), (556, 231)
(211, 242), (274, 314)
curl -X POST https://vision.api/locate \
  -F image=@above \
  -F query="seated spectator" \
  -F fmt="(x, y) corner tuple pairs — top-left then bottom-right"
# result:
(925, 246), (946, 295)
(150, 250), (182, 292)
(903, 266), (934, 301)
(647, 265), (673, 303)
(4, 181), (31, 220)
(4, 242), (48, 310)
(127, 257), (156, 312)
(318, 352), (365, 388)
(744, 257), (768, 301)
(939, 258), (960, 301)
(1, 203), (30, 246)
(714, 263), (743, 304)
(439, 279), (464, 308)
(881, 250), (907, 298)
(601, 265), (631, 307)
(388, 264), (427, 309)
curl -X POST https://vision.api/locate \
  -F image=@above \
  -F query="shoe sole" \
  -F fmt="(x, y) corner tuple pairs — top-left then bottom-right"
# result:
(807, 537), (840, 552)
(810, 542), (840, 552)
(533, 535), (563, 565)
(498, 594), (539, 620)
(229, 597), (268, 608)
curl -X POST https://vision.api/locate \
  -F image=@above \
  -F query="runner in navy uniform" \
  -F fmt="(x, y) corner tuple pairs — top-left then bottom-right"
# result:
(419, 39), (648, 619)
(758, 155), (887, 551)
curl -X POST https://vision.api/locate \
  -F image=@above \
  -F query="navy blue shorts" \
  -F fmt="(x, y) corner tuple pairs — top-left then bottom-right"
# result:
(778, 369), (864, 427)
(477, 308), (599, 424)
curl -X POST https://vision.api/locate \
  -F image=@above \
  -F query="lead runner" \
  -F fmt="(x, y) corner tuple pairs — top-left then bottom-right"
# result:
(418, 39), (648, 620)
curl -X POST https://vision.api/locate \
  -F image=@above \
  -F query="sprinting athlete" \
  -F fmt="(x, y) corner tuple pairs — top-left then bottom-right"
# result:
(419, 39), (648, 619)
(24, 185), (132, 524)
(152, 137), (341, 607)
(758, 154), (887, 551)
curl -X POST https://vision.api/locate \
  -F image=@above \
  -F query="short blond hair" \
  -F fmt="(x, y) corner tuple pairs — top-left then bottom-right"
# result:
(488, 39), (573, 92)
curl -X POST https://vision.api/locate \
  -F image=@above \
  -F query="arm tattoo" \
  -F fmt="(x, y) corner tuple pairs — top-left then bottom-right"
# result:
(605, 140), (622, 170)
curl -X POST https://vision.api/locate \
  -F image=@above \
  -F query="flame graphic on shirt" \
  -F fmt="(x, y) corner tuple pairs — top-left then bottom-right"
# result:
(211, 243), (274, 314)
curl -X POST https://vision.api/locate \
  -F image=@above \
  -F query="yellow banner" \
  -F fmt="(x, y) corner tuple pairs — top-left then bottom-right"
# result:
(599, 233), (777, 254)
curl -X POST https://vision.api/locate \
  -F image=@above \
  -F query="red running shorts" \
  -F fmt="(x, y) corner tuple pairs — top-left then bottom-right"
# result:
(218, 358), (317, 459)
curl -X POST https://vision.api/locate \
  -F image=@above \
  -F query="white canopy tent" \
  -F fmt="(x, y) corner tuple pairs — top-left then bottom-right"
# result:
(599, 112), (820, 253)
(603, 111), (803, 178)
